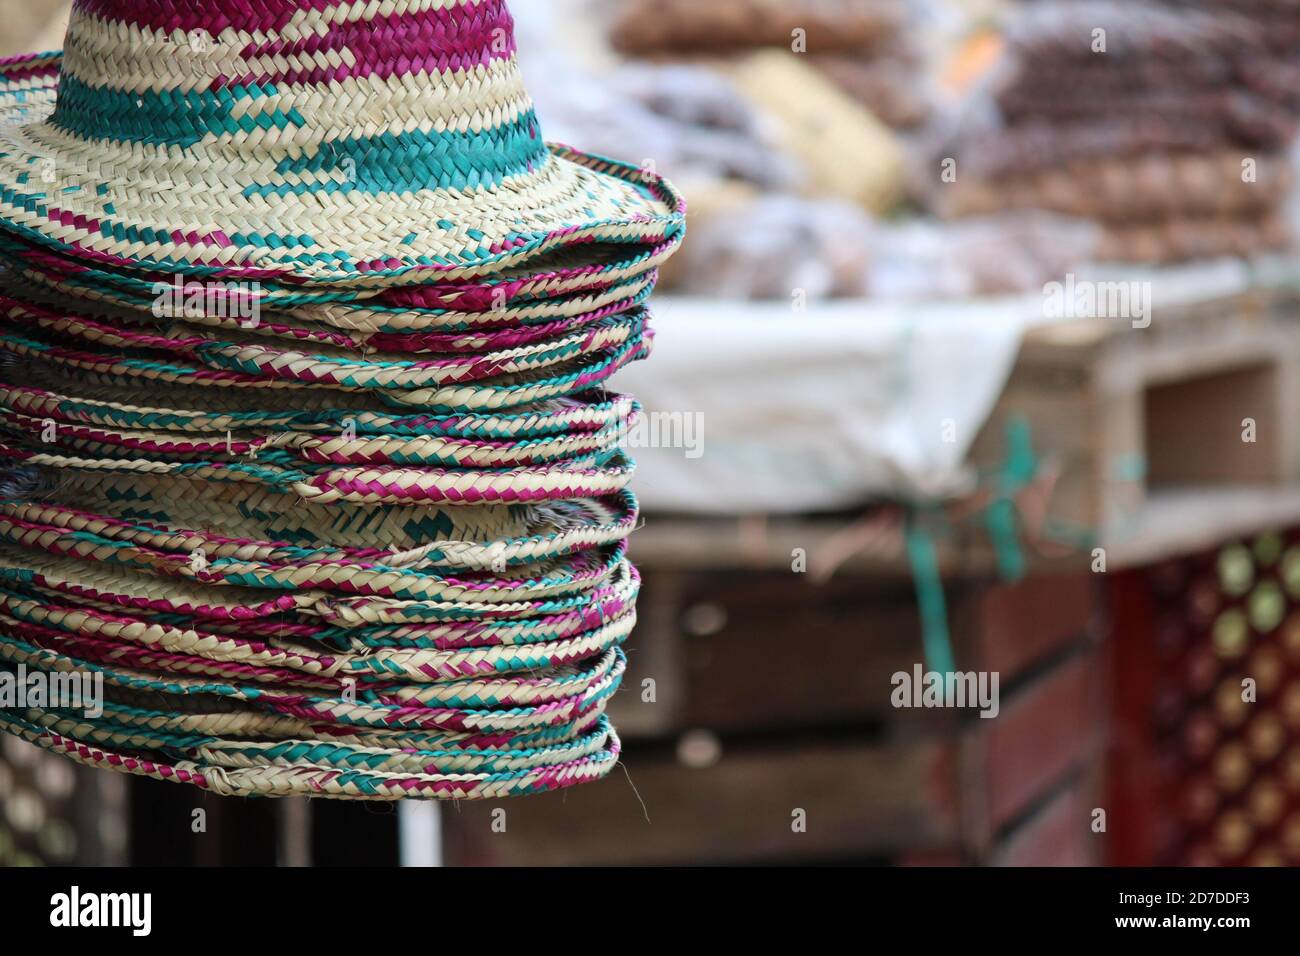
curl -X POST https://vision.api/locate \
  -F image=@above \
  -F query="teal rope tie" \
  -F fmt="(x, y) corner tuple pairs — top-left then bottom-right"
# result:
(902, 415), (1155, 672)
(905, 509), (955, 676)
(905, 415), (1055, 674)
(984, 414), (1038, 583)
(881, 358), (1167, 682)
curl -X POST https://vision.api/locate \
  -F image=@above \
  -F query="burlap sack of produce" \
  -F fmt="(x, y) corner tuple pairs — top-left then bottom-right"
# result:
(728, 50), (906, 213)
(611, 0), (907, 55)
(1098, 212), (1291, 264)
(936, 150), (1291, 222)
(812, 53), (932, 129)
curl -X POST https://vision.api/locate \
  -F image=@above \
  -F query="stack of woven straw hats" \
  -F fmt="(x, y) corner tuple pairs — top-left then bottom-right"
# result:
(0, 0), (683, 799)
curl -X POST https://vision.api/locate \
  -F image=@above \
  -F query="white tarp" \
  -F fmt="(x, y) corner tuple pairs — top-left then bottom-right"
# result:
(610, 296), (1043, 513)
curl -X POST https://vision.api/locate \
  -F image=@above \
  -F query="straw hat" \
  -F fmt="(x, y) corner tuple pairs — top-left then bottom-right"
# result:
(0, 0), (683, 801)
(0, 1), (684, 285)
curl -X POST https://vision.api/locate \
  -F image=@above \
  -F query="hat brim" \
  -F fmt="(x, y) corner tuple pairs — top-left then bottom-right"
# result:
(0, 704), (622, 799)
(0, 228), (669, 329)
(0, 53), (685, 287)
(0, 291), (650, 391)
(0, 310), (654, 410)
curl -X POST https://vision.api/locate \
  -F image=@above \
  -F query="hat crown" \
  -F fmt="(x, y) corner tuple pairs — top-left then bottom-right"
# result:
(48, 0), (549, 192)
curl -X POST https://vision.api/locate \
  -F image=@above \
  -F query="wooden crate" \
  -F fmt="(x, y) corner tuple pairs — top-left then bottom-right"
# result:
(988, 771), (1103, 867)
(611, 566), (1096, 739)
(443, 733), (960, 866)
(441, 567), (1105, 866)
(969, 278), (1300, 569)
(612, 570), (935, 737)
